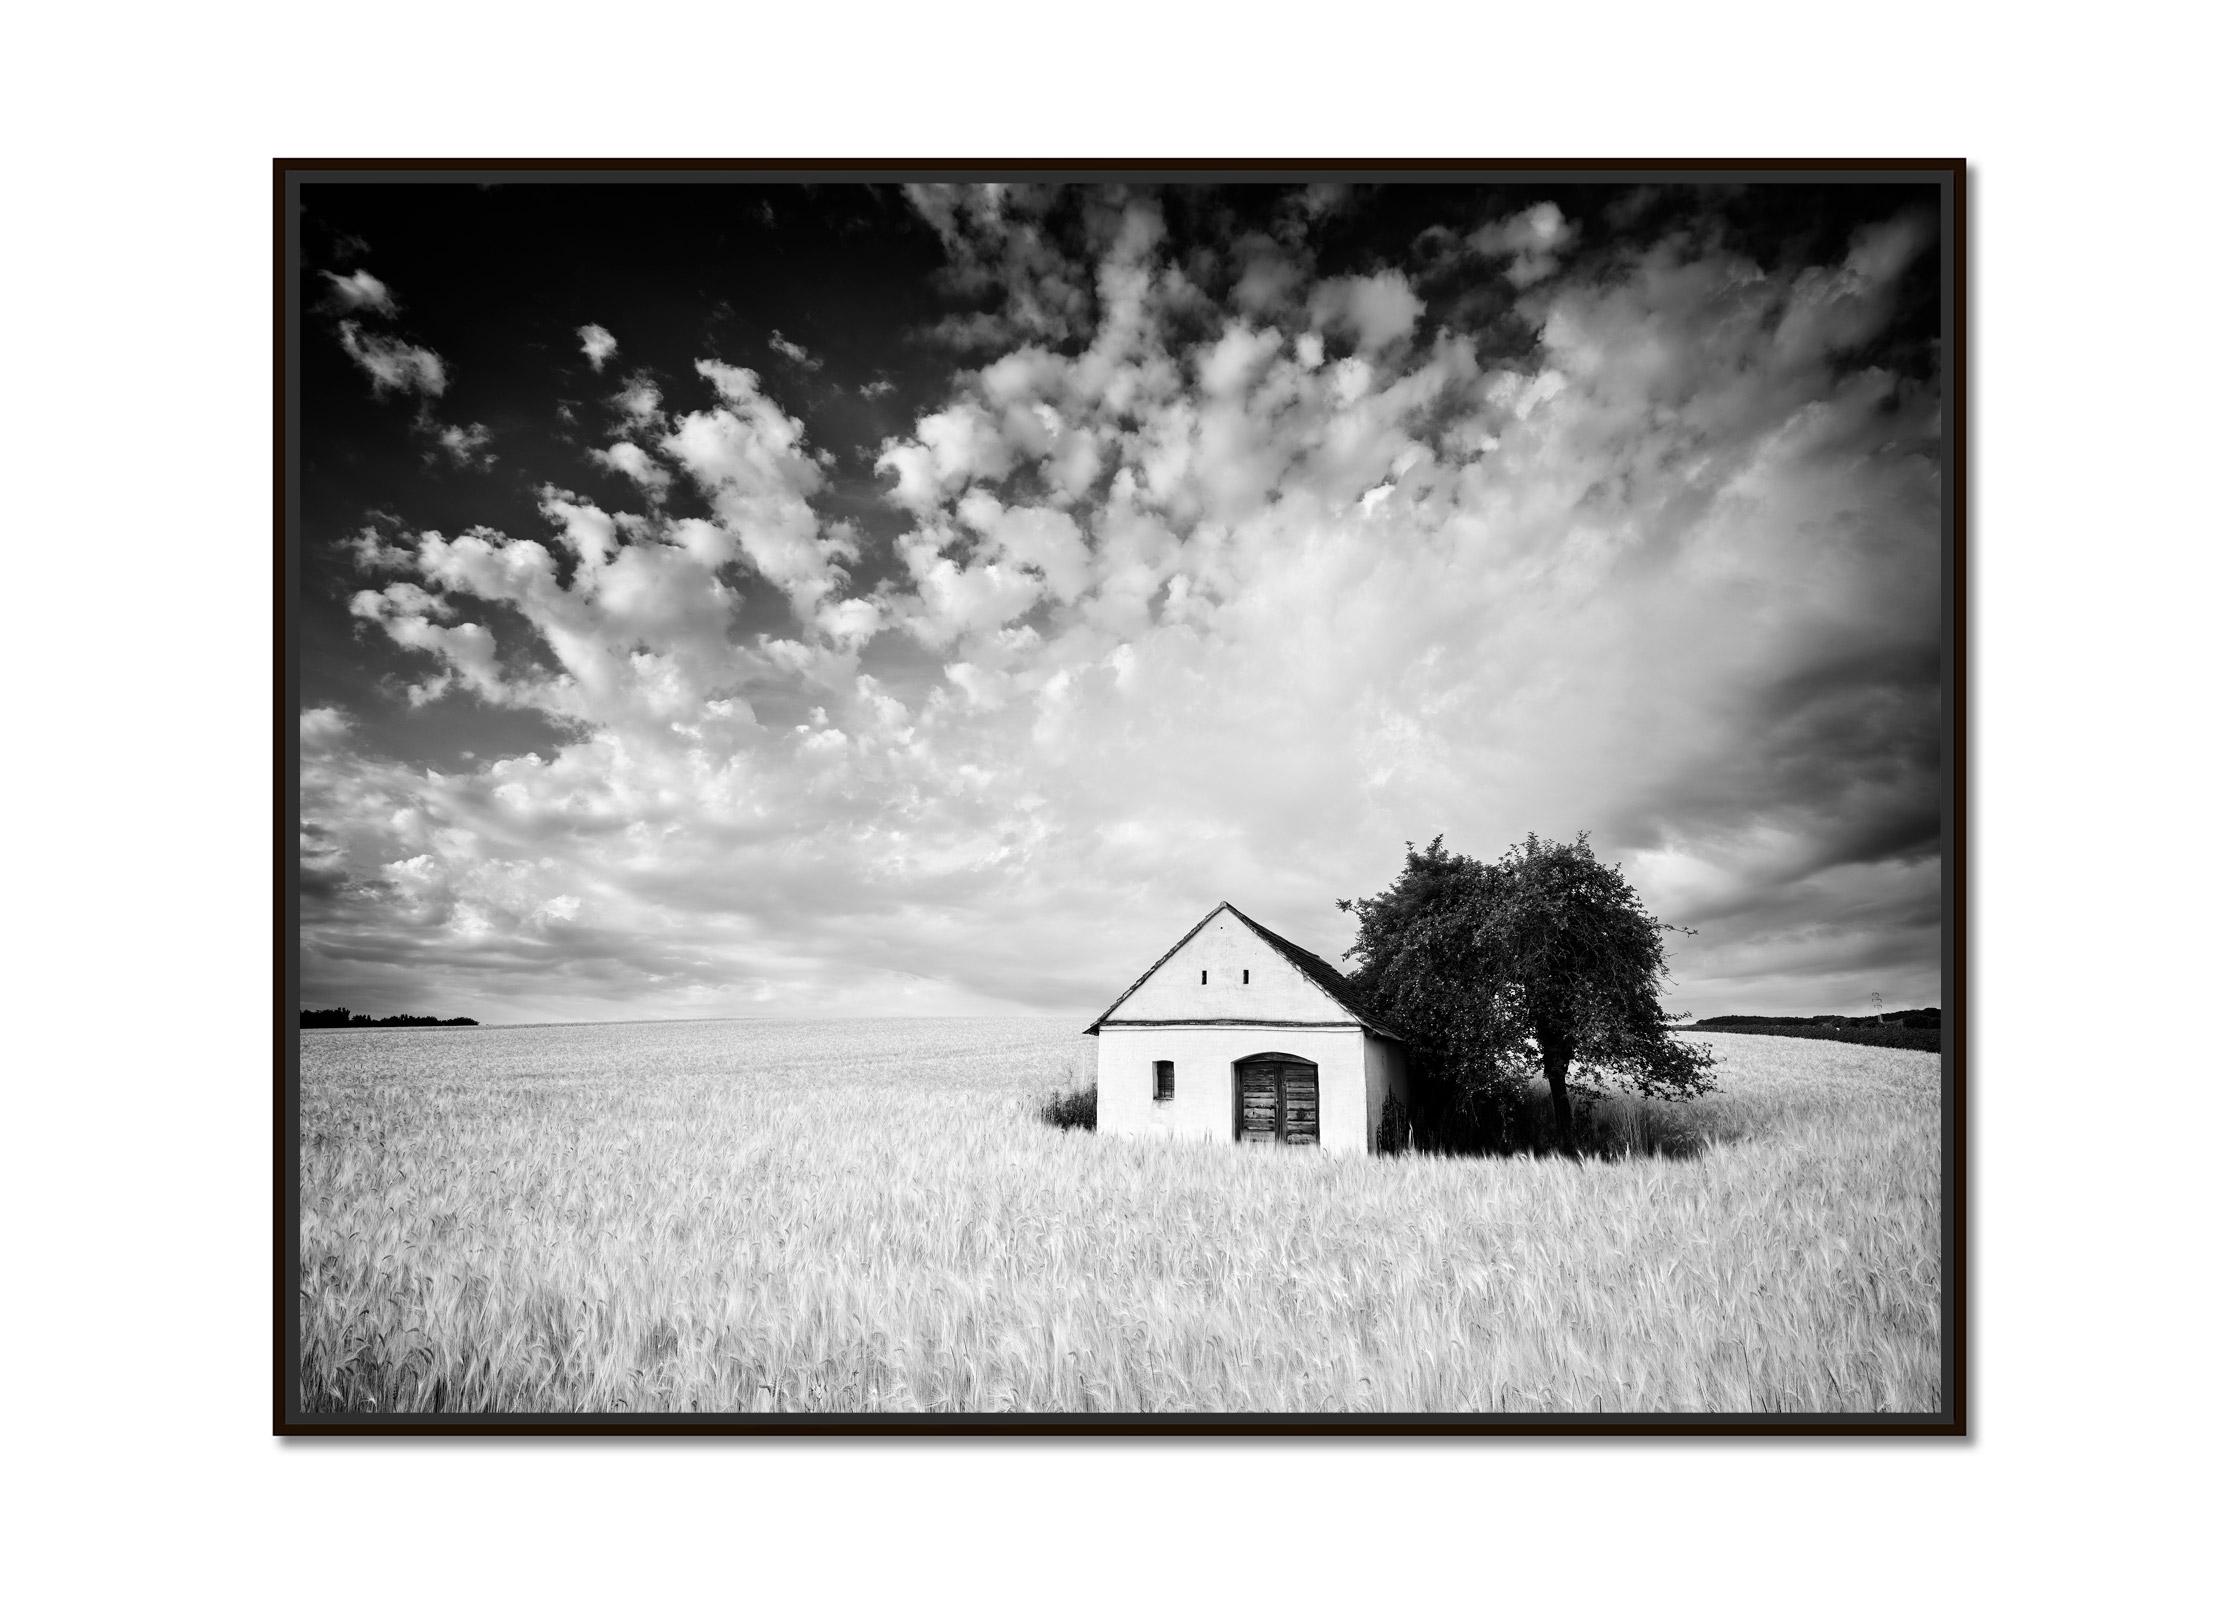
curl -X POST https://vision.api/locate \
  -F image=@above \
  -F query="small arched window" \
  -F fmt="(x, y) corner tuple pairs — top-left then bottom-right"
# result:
(1153, 1061), (1175, 1101)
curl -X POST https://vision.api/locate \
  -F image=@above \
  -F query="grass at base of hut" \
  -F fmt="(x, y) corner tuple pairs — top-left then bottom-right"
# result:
(299, 1020), (1940, 1414)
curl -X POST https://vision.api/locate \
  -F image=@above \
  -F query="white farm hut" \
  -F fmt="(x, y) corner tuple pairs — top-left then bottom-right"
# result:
(1086, 903), (1410, 1155)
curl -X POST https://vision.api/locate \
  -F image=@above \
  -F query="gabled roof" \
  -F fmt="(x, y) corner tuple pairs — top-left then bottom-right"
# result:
(1083, 901), (1411, 1041)
(1224, 904), (1410, 1042)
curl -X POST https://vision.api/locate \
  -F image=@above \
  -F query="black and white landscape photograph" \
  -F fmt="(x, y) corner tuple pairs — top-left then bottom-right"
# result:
(286, 167), (1957, 1426)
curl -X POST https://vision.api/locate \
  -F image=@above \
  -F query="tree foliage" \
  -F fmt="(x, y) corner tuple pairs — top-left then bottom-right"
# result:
(1340, 834), (1716, 1153)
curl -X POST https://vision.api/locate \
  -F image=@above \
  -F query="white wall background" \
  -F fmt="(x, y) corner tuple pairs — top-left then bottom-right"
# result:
(4, 3), (2232, 1596)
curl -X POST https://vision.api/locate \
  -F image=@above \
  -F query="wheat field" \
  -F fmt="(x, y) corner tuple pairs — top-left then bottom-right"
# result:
(297, 1018), (1942, 1414)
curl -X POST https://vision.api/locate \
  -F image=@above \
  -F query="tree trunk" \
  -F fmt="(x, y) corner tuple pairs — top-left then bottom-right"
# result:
(1545, 1051), (1577, 1157)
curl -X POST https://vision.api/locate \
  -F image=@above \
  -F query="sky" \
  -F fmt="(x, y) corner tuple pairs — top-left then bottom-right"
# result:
(294, 179), (1947, 1026)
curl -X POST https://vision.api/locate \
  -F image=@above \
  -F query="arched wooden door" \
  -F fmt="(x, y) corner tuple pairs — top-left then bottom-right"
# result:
(1233, 1052), (1319, 1146)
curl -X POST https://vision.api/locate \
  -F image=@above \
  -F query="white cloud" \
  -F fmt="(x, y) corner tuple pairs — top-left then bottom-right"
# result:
(1470, 201), (1580, 287)
(1310, 269), (1424, 355)
(344, 356), (870, 740)
(875, 400), (1017, 516)
(611, 376), (664, 433)
(431, 422), (495, 468)
(1231, 232), (1307, 318)
(349, 524), (416, 572)
(904, 182), (1095, 346)
(767, 329), (821, 369)
(337, 320), (446, 397)
(895, 529), (1044, 648)
(322, 270), (397, 317)
(299, 705), (352, 748)
(578, 323), (618, 371)
(814, 597), (884, 650)
(662, 360), (855, 615)
(956, 491), (1092, 602)
(591, 438), (673, 500)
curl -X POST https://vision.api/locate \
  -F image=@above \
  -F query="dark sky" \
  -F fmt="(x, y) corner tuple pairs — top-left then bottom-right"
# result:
(296, 178), (1945, 1024)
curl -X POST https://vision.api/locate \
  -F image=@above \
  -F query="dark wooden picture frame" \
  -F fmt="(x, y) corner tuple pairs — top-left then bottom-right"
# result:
(278, 158), (1966, 1437)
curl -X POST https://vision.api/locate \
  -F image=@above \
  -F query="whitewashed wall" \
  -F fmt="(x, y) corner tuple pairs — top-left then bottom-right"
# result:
(1095, 1025), (1372, 1155)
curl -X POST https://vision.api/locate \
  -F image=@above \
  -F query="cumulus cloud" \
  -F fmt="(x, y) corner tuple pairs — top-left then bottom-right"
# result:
(337, 321), (446, 397)
(591, 438), (673, 499)
(767, 329), (821, 370)
(304, 189), (1943, 1024)
(1470, 201), (1579, 286)
(1310, 269), (1424, 354)
(322, 269), (397, 316)
(904, 182), (1096, 348)
(578, 323), (618, 371)
(610, 375), (665, 432)
(345, 358), (868, 742)
(300, 705), (353, 748)
(430, 421), (495, 468)
(662, 359), (857, 614)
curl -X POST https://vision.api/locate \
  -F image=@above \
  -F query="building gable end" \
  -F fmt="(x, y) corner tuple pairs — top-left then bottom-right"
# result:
(1086, 903), (1403, 1037)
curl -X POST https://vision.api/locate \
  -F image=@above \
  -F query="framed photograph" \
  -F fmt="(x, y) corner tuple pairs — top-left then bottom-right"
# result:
(279, 160), (1964, 1434)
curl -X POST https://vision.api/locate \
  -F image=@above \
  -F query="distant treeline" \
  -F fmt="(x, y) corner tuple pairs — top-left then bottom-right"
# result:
(1685, 1008), (1940, 1053)
(1697, 1008), (1939, 1030)
(300, 1008), (479, 1029)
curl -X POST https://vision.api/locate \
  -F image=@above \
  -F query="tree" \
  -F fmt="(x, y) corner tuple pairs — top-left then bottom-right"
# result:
(1340, 834), (1717, 1154)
